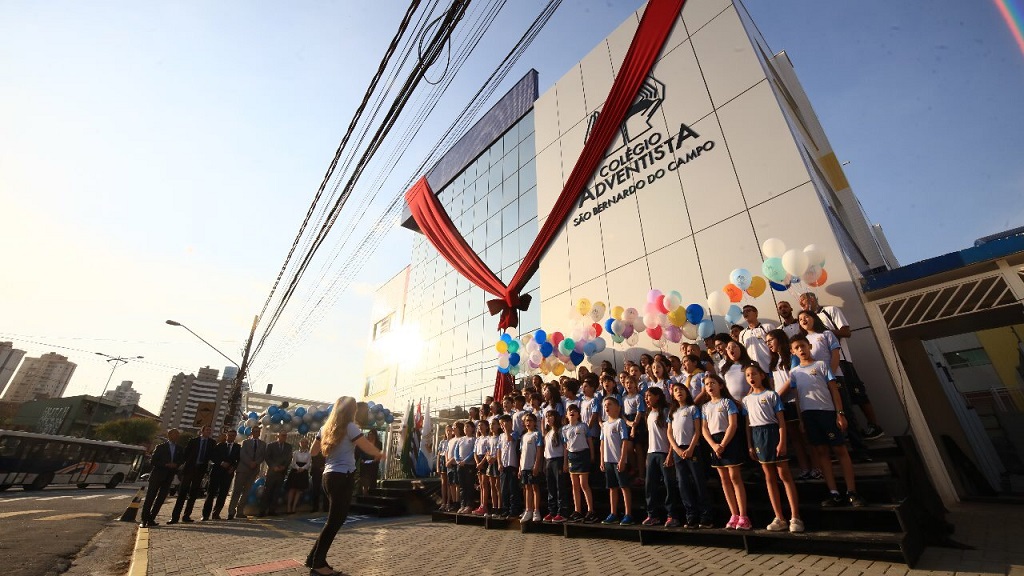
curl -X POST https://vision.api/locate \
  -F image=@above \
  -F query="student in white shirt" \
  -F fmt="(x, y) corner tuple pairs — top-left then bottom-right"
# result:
(739, 304), (776, 373)
(600, 397), (635, 525)
(668, 382), (712, 529)
(518, 413), (544, 522)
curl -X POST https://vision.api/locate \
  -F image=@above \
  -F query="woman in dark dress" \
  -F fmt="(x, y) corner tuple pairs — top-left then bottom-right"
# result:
(357, 429), (383, 496)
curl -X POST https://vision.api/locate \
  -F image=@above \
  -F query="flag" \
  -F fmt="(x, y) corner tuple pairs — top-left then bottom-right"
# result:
(417, 398), (434, 476)
(400, 402), (418, 477)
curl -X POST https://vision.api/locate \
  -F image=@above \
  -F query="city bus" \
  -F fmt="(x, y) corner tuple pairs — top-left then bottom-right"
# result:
(0, 429), (146, 491)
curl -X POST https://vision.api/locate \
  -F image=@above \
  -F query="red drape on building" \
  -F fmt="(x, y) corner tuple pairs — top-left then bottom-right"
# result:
(406, 0), (687, 398)
(493, 371), (514, 404)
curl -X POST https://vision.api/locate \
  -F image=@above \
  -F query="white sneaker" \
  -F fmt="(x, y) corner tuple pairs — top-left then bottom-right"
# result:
(789, 518), (805, 533)
(533, 511), (543, 522)
(766, 517), (788, 531)
(520, 510), (532, 522)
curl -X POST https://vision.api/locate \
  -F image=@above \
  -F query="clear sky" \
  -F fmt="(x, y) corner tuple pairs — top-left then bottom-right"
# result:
(2, 0), (1021, 415)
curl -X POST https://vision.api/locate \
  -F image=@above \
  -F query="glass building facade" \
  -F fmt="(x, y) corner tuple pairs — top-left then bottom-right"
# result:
(400, 108), (539, 409)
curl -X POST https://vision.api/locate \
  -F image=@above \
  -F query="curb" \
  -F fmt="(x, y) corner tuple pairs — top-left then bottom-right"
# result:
(128, 527), (148, 576)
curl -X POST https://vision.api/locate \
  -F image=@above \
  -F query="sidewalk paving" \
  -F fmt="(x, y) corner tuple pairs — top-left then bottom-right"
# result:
(136, 503), (1024, 576)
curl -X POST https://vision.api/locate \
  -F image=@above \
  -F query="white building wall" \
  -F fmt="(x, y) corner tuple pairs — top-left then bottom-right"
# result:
(533, 1), (904, 431)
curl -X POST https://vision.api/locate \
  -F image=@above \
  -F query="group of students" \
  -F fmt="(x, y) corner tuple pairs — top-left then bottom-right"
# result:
(436, 293), (878, 534)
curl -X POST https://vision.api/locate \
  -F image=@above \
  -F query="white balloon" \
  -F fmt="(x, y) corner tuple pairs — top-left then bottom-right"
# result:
(643, 313), (659, 329)
(303, 413), (313, 423)
(658, 313), (668, 327)
(632, 315), (646, 334)
(681, 323), (698, 341)
(782, 249), (810, 277)
(626, 333), (639, 346)
(803, 244), (825, 268)
(707, 291), (730, 316)
(762, 237), (787, 258)
(593, 337), (607, 353)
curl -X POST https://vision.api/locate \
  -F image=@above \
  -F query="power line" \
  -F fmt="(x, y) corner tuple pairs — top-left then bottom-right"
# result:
(248, 0), (562, 383)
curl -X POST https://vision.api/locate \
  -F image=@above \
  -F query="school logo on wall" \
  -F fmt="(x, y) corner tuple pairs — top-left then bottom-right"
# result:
(573, 74), (716, 228)
(586, 76), (666, 152)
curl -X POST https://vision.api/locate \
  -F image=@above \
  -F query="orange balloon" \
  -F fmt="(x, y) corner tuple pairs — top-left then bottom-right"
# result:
(724, 283), (743, 303)
(809, 268), (829, 287)
(746, 276), (767, 298)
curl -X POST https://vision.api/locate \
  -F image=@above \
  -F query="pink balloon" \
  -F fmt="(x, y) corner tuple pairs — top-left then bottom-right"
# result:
(648, 289), (663, 303)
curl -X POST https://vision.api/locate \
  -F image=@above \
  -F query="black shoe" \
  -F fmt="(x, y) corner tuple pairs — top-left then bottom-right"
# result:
(211, 514), (222, 520)
(583, 513), (601, 524)
(138, 521), (150, 528)
(685, 518), (700, 529)
(226, 515), (234, 521)
(847, 491), (866, 507)
(167, 519), (179, 525)
(309, 569), (341, 576)
(181, 517), (194, 523)
(862, 425), (885, 440)
(821, 492), (846, 507)
(200, 517), (210, 522)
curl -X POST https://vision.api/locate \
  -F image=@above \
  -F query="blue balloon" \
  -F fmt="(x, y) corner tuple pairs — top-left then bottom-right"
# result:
(295, 407), (306, 417)
(500, 333), (512, 343)
(685, 304), (705, 325)
(725, 304), (743, 325)
(282, 412), (292, 423)
(534, 329), (547, 344)
(583, 342), (597, 356)
(385, 414), (394, 424)
(248, 411), (258, 419)
(268, 405), (279, 415)
(540, 342), (554, 358)
(243, 426), (252, 436)
(697, 319), (715, 339)
(498, 365), (510, 373)
(367, 401), (376, 410)
(509, 352), (521, 366)
(604, 318), (615, 334)
(569, 351), (584, 366)
(237, 425), (246, 434)
(769, 280), (789, 292)
(298, 423), (309, 434)
(383, 409), (391, 418)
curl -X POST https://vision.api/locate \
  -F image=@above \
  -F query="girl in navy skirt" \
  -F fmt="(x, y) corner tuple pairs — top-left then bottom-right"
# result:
(700, 374), (750, 530)
(742, 364), (803, 532)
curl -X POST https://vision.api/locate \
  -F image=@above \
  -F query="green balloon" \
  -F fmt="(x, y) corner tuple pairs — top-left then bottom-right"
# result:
(507, 340), (520, 354)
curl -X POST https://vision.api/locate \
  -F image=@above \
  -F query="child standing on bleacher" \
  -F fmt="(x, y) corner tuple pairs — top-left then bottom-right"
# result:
(455, 421), (477, 514)
(519, 412), (543, 522)
(437, 425), (453, 511)
(543, 409), (570, 522)
(472, 420), (491, 516)
(600, 396), (635, 526)
(496, 415), (522, 519)
(642, 386), (678, 527)
(741, 364), (804, 532)
(701, 374), (750, 530)
(789, 335), (866, 507)
(563, 404), (598, 523)
(668, 381), (713, 528)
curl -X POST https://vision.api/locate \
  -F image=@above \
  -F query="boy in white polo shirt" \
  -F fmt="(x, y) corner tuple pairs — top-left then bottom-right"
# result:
(599, 397), (634, 526)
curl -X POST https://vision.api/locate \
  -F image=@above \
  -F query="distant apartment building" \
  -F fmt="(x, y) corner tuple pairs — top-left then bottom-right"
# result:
(158, 366), (232, 432)
(0, 342), (27, 397)
(2, 352), (77, 403)
(103, 380), (142, 407)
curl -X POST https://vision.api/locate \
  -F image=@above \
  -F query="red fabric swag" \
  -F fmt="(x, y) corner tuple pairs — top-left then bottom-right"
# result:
(406, 0), (687, 333)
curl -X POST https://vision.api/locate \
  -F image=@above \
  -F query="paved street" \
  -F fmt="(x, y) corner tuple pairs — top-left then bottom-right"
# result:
(135, 502), (1024, 576)
(0, 485), (140, 576)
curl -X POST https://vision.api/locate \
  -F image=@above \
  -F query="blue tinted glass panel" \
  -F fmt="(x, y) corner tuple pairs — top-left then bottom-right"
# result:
(518, 134), (535, 164)
(520, 158), (537, 192)
(501, 174), (518, 208)
(519, 186), (537, 226)
(485, 214), (501, 247)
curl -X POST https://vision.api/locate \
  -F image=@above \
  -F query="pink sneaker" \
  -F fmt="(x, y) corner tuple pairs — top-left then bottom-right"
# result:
(725, 515), (740, 529)
(472, 506), (486, 515)
(735, 516), (753, 530)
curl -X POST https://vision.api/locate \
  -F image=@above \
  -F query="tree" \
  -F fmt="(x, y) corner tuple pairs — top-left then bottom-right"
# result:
(94, 418), (160, 447)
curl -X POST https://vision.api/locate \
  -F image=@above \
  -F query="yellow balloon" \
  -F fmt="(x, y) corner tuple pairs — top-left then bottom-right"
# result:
(746, 276), (767, 298)
(495, 341), (508, 354)
(668, 306), (687, 327)
(576, 298), (592, 316)
(553, 362), (566, 376)
(611, 305), (624, 321)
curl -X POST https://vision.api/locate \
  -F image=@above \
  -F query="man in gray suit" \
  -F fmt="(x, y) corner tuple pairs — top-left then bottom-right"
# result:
(228, 427), (267, 520)
(260, 431), (293, 516)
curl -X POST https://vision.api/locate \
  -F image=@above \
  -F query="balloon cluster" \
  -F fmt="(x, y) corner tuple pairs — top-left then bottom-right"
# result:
(498, 322), (608, 377)
(236, 400), (395, 437)
(578, 292), (712, 351)
(759, 238), (828, 292)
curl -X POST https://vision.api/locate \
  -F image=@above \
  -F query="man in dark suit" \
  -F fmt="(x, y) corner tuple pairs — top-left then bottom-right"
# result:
(202, 429), (240, 520)
(260, 431), (293, 516)
(169, 425), (214, 523)
(140, 429), (184, 528)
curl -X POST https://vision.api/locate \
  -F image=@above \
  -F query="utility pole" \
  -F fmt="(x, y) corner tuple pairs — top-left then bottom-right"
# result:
(223, 315), (259, 432)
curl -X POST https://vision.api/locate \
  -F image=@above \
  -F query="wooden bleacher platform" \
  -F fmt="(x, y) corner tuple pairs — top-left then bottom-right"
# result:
(430, 435), (951, 567)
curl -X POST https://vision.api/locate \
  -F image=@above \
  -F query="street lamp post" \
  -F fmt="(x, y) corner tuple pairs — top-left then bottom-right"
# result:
(166, 316), (259, 432)
(84, 352), (143, 438)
